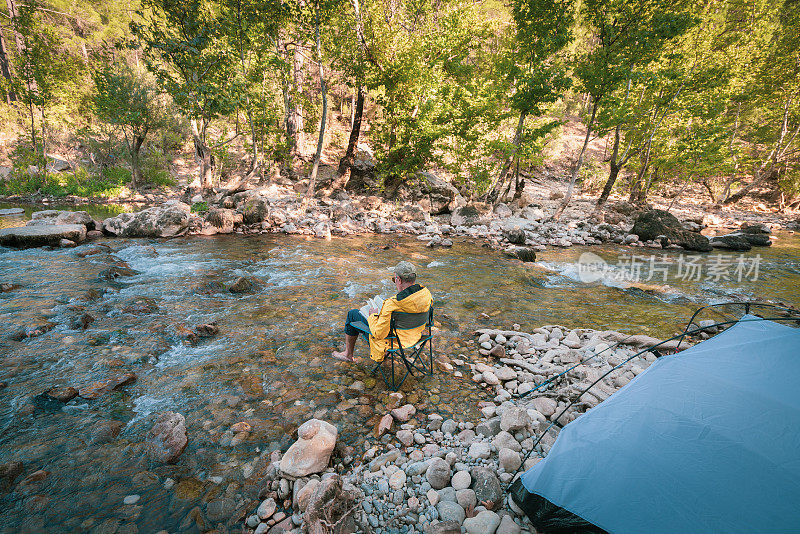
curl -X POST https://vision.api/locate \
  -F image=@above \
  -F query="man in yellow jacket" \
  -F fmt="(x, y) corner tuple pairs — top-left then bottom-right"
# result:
(332, 261), (432, 363)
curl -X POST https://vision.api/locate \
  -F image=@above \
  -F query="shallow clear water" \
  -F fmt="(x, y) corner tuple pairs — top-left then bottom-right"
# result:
(0, 207), (798, 532)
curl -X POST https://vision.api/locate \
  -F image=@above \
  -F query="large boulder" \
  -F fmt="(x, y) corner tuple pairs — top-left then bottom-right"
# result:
(205, 208), (238, 234)
(102, 202), (190, 237)
(27, 210), (94, 228)
(145, 411), (188, 463)
(631, 209), (712, 252)
(450, 205), (483, 227)
(733, 231), (771, 246)
(238, 198), (269, 225)
(279, 419), (338, 477)
(709, 233), (752, 251)
(390, 172), (464, 215)
(0, 224), (86, 248)
(415, 172), (465, 215)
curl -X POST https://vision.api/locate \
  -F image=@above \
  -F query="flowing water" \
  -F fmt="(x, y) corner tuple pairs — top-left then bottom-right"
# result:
(1, 205), (798, 533)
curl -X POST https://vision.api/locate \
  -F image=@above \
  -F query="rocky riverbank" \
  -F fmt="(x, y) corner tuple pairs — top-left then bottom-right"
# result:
(201, 321), (709, 534)
(0, 176), (787, 257)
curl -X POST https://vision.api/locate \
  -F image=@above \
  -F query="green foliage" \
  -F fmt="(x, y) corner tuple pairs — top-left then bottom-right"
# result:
(190, 201), (209, 213)
(0, 165), (131, 198)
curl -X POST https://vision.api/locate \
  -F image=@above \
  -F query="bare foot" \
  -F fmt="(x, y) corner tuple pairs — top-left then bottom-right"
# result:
(332, 351), (355, 362)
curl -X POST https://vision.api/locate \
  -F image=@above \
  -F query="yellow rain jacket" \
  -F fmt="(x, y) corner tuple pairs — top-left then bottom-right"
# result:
(367, 284), (433, 362)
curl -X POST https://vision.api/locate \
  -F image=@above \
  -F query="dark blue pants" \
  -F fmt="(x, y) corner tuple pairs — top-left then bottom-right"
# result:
(344, 309), (370, 336)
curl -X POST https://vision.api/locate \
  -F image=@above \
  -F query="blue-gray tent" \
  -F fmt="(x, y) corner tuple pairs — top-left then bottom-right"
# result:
(510, 315), (800, 533)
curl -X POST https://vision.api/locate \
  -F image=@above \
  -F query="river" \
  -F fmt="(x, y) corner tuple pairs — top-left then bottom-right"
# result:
(1, 205), (798, 532)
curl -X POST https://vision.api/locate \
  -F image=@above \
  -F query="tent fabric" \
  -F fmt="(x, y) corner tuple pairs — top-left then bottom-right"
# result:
(519, 316), (800, 534)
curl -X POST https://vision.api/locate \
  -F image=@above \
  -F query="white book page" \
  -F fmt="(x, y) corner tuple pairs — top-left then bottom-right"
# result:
(359, 295), (386, 318)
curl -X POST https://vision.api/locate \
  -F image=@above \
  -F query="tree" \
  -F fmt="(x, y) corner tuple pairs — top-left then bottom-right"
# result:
(132, 0), (237, 189)
(5, 0), (77, 161)
(92, 63), (166, 186)
(555, 0), (697, 217)
(485, 0), (574, 202)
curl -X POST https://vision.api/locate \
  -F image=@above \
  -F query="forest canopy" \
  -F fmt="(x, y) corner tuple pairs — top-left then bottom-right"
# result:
(0, 0), (798, 207)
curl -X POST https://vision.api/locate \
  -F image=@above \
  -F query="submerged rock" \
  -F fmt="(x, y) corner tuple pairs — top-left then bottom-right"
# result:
(0, 224), (87, 248)
(78, 372), (137, 399)
(279, 419), (338, 477)
(145, 411), (189, 463)
(228, 276), (255, 293)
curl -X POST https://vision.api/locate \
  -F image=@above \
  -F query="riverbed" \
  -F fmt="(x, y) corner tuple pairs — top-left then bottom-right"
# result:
(1, 208), (798, 532)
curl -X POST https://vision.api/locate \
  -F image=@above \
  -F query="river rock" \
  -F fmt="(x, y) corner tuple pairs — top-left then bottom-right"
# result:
(239, 198), (269, 224)
(90, 420), (124, 444)
(498, 448), (522, 471)
(497, 514), (521, 534)
(468, 443), (491, 463)
(205, 208), (237, 233)
(377, 414), (393, 436)
(294, 479), (319, 512)
(500, 407), (531, 432)
(450, 205), (481, 226)
(257, 497), (277, 519)
(426, 458), (452, 489)
(464, 510), (501, 534)
(279, 419), (338, 477)
(631, 209), (712, 252)
(451, 470), (471, 490)
(531, 397), (557, 417)
(389, 469), (407, 489)
(492, 431), (522, 452)
(102, 202), (190, 237)
(0, 207), (24, 216)
(46, 386), (78, 403)
(391, 404), (416, 422)
(302, 475), (357, 534)
(471, 467), (502, 508)
(78, 372), (137, 399)
(0, 224), (86, 248)
(709, 233), (752, 251)
(397, 429), (414, 447)
(145, 411), (188, 463)
(426, 520), (461, 534)
(228, 276), (255, 293)
(402, 172), (464, 215)
(28, 210), (93, 228)
(736, 231), (771, 246)
(436, 501), (466, 524)
(206, 497), (236, 522)
(505, 228), (526, 244)
(0, 461), (24, 492)
(488, 345), (506, 359)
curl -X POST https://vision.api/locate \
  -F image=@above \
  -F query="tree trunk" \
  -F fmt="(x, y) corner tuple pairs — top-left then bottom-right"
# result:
(555, 99), (598, 219)
(306, 13), (327, 200)
(333, 85), (364, 190)
(597, 124), (622, 206)
(191, 119), (214, 189)
(290, 44), (305, 160)
(487, 110), (527, 203)
(131, 134), (146, 187)
(0, 24), (16, 103)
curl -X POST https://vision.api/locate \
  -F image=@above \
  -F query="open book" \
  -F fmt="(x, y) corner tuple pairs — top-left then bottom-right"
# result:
(359, 295), (386, 318)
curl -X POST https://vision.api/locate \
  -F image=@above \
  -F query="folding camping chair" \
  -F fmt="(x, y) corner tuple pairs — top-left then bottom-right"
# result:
(350, 307), (435, 391)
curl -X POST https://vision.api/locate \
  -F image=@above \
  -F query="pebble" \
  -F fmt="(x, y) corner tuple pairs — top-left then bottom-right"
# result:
(123, 495), (140, 505)
(389, 470), (407, 490)
(257, 497), (276, 520)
